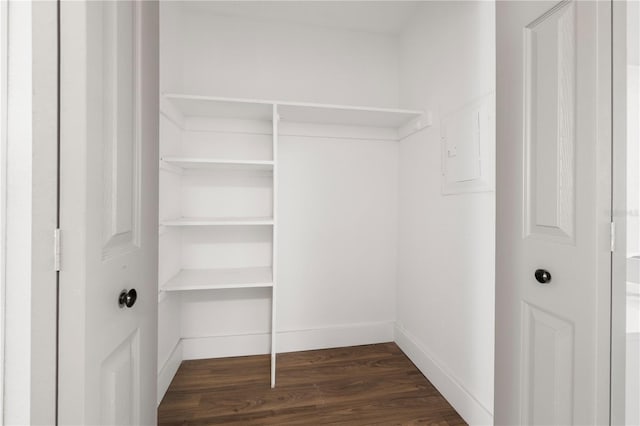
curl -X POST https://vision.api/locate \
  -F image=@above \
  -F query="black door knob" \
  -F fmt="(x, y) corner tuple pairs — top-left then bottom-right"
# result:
(118, 289), (137, 308)
(534, 269), (552, 284)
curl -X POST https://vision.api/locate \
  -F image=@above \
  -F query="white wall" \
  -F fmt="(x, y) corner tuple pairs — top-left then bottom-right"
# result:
(277, 136), (397, 346)
(628, 0), (640, 258)
(159, 1), (182, 95)
(0, 1), (7, 420)
(4, 1), (58, 423)
(395, 2), (495, 425)
(629, 66), (639, 257)
(4, 3), (33, 422)
(175, 7), (400, 107)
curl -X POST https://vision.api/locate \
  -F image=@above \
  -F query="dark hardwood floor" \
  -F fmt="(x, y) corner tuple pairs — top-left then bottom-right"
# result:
(158, 342), (466, 425)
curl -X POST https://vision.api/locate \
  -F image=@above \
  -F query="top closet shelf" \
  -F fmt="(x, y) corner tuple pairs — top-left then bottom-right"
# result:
(162, 93), (426, 130)
(161, 157), (274, 172)
(161, 216), (274, 226)
(163, 94), (273, 121)
(277, 103), (424, 128)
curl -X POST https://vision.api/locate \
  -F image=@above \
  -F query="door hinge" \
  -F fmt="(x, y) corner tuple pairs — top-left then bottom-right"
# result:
(610, 221), (616, 253)
(54, 228), (61, 271)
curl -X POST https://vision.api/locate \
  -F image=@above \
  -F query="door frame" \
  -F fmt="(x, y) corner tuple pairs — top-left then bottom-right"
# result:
(1, 1), (58, 425)
(595, 1), (615, 423)
(0, 0), (8, 421)
(611, 0), (628, 424)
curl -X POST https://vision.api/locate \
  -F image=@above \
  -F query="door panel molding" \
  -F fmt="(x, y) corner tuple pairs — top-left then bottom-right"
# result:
(520, 302), (574, 425)
(100, 329), (141, 426)
(101, 1), (142, 260)
(523, 0), (576, 245)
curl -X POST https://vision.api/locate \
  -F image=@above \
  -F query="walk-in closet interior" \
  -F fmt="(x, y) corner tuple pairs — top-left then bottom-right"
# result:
(157, 2), (496, 423)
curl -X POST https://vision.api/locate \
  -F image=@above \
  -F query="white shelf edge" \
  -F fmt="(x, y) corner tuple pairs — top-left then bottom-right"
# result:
(160, 217), (274, 227)
(160, 157), (274, 170)
(278, 100), (424, 117)
(163, 93), (275, 107)
(163, 282), (274, 292)
(160, 267), (274, 292)
(162, 93), (427, 131)
(163, 93), (424, 116)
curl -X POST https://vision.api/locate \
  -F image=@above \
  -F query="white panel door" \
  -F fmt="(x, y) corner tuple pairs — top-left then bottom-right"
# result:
(496, 1), (611, 425)
(59, 1), (158, 424)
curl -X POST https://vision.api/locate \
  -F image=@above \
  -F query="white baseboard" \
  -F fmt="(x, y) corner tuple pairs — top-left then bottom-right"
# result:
(157, 340), (182, 406)
(278, 321), (395, 353)
(394, 324), (493, 426)
(157, 322), (394, 403)
(181, 321), (395, 360)
(182, 332), (271, 360)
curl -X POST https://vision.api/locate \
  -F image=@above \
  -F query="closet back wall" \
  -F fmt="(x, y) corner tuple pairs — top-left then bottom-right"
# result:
(179, 4), (400, 107)
(159, 2), (401, 370)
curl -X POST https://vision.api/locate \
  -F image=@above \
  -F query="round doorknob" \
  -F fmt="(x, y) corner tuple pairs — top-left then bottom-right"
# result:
(118, 289), (137, 308)
(534, 269), (552, 284)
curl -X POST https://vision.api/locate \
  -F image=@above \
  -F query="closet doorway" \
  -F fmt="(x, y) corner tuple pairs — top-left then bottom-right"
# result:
(56, 1), (498, 424)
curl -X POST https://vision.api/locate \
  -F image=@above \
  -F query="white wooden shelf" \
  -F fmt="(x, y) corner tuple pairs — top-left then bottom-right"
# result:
(162, 267), (273, 292)
(161, 217), (274, 226)
(163, 94), (273, 121)
(162, 93), (426, 131)
(277, 102), (423, 128)
(160, 157), (274, 172)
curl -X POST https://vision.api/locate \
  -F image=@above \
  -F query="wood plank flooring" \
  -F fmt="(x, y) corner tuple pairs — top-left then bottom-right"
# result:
(158, 343), (466, 425)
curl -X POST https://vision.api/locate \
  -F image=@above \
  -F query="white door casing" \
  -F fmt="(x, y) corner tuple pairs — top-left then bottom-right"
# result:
(59, 1), (158, 424)
(496, 1), (612, 425)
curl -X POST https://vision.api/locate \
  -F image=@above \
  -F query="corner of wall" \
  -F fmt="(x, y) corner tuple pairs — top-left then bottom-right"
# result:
(157, 339), (182, 406)
(394, 2), (496, 424)
(394, 323), (493, 426)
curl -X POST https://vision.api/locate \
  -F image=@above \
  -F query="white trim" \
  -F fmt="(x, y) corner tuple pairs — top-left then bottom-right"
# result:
(29, 2), (58, 424)
(156, 321), (395, 403)
(180, 321), (395, 360)
(394, 324), (493, 426)
(0, 0), (8, 422)
(163, 93), (424, 118)
(182, 332), (271, 360)
(593, 1), (615, 424)
(4, 2), (34, 423)
(157, 341), (182, 407)
(611, 1), (628, 423)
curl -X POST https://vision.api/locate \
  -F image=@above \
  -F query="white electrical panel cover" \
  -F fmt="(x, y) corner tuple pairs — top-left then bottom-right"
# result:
(440, 92), (495, 194)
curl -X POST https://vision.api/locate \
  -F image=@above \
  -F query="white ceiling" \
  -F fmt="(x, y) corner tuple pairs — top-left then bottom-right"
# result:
(180, 1), (422, 35)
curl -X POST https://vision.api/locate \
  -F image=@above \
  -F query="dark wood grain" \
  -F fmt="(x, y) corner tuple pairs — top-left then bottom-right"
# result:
(158, 342), (467, 425)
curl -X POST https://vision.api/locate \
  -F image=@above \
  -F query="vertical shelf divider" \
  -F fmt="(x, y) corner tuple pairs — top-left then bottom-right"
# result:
(271, 104), (279, 388)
